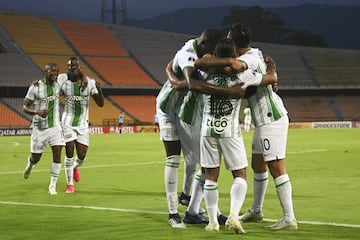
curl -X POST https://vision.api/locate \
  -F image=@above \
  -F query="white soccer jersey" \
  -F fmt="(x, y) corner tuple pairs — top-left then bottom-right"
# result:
(157, 39), (198, 116)
(240, 48), (288, 127)
(24, 79), (61, 129)
(58, 73), (99, 128)
(201, 70), (262, 137)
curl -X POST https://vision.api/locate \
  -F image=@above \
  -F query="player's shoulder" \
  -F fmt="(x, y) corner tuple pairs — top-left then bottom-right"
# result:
(57, 73), (68, 84)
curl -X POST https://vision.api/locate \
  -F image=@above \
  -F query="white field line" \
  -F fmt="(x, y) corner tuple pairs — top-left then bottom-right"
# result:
(0, 200), (359, 229)
(0, 161), (164, 175)
(0, 149), (328, 176)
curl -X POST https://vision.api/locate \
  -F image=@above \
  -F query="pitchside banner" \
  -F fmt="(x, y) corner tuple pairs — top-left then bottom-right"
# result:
(0, 122), (358, 136)
(312, 121), (352, 128)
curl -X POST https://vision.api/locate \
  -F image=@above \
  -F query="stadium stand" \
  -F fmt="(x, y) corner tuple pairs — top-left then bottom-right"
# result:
(332, 96), (360, 121)
(56, 20), (129, 57)
(0, 99), (30, 127)
(85, 57), (158, 86)
(303, 50), (360, 87)
(283, 96), (339, 122)
(109, 95), (156, 123)
(112, 25), (194, 84)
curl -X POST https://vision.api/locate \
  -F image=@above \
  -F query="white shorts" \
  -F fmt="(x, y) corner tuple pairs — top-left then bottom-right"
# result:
(157, 109), (180, 141)
(62, 125), (89, 146)
(178, 119), (201, 165)
(252, 115), (289, 161)
(30, 125), (65, 153)
(201, 136), (248, 171)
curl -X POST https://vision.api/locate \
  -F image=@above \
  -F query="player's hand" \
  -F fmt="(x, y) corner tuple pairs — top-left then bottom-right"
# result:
(37, 109), (48, 118)
(228, 83), (245, 99)
(264, 55), (276, 73)
(32, 79), (40, 87)
(95, 81), (103, 92)
(79, 71), (88, 88)
(272, 82), (279, 92)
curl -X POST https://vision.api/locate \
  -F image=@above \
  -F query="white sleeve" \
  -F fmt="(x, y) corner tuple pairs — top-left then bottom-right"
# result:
(57, 73), (67, 85)
(176, 51), (197, 71)
(239, 69), (263, 89)
(88, 78), (99, 95)
(25, 85), (36, 101)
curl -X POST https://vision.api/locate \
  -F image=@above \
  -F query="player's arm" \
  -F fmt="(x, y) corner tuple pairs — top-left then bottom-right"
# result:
(264, 55), (278, 92)
(182, 67), (246, 99)
(23, 98), (48, 117)
(92, 81), (104, 107)
(166, 60), (188, 90)
(195, 56), (247, 73)
(260, 55), (278, 86)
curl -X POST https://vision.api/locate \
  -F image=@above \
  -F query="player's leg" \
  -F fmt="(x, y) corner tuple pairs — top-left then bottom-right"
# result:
(201, 137), (221, 231)
(159, 111), (185, 228)
(178, 120), (197, 204)
(24, 128), (44, 179)
(47, 126), (65, 195)
(264, 116), (297, 230)
(240, 127), (267, 222)
(72, 128), (90, 183)
(222, 137), (248, 234)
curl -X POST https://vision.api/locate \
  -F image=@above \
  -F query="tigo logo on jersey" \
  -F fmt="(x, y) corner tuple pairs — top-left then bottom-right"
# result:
(206, 116), (229, 134)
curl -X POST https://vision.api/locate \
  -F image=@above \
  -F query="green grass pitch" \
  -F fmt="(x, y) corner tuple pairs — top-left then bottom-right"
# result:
(0, 128), (359, 239)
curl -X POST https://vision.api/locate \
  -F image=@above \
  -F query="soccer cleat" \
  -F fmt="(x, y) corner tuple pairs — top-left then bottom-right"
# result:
(178, 192), (190, 206)
(225, 216), (246, 234)
(217, 214), (228, 226)
(205, 222), (220, 232)
(23, 162), (34, 179)
(65, 184), (75, 193)
(239, 209), (264, 222)
(183, 211), (209, 224)
(48, 187), (58, 195)
(73, 168), (80, 182)
(265, 218), (298, 230)
(168, 213), (186, 228)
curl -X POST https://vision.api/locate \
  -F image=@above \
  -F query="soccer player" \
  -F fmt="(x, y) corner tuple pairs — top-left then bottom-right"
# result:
(198, 23), (297, 230)
(169, 38), (278, 233)
(156, 27), (223, 228)
(58, 56), (104, 193)
(23, 63), (65, 195)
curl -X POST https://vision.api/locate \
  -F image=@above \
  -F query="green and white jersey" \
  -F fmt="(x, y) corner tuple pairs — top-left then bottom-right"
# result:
(201, 69), (262, 138)
(173, 39), (203, 125)
(58, 73), (99, 128)
(240, 48), (288, 127)
(157, 39), (199, 118)
(24, 79), (61, 129)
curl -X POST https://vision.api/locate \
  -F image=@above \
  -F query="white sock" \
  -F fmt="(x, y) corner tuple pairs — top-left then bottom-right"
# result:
(164, 155), (180, 214)
(49, 162), (61, 188)
(275, 174), (295, 222)
(252, 172), (269, 213)
(229, 177), (247, 218)
(182, 161), (197, 196)
(73, 157), (85, 168)
(64, 157), (74, 185)
(187, 170), (204, 215)
(27, 156), (36, 166)
(204, 179), (219, 224)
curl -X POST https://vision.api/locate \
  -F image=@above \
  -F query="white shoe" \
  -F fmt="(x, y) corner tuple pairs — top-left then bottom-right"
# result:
(266, 218), (298, 230)
(239, 209), (263, 222)
(23, 162), (34, 179)
(168, 214), (186, 229)
(48, 187), (58, 195)
(225, 216), (246, 234)
(205, 222), (220, 232)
